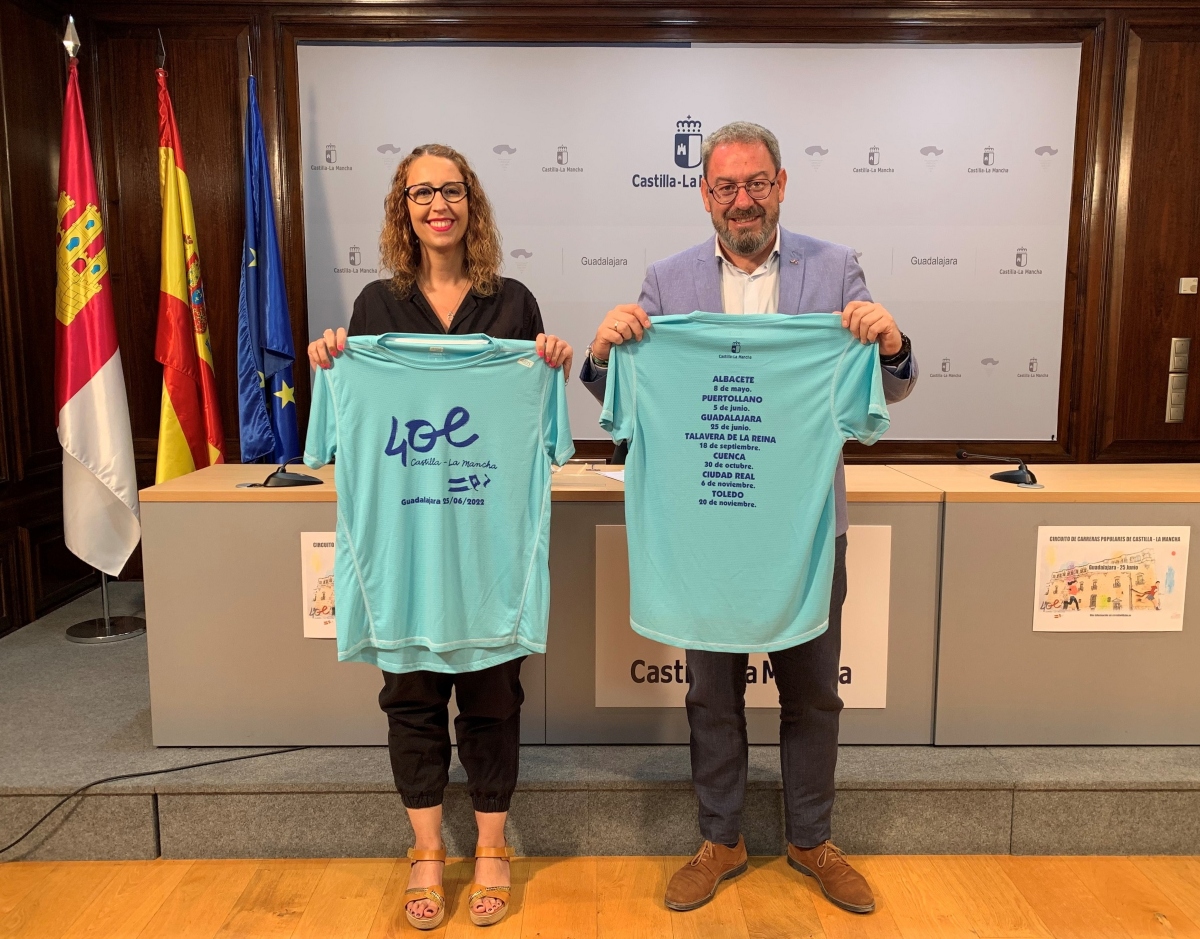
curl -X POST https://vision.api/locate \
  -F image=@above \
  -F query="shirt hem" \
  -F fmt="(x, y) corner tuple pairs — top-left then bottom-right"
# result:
(629, 617), (829, 653)
(358, 644), (538, 675)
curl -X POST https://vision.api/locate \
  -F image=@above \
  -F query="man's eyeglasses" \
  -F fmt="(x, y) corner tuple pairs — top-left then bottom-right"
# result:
(705, 178), (779, 205)
(404, 182), (470, 205)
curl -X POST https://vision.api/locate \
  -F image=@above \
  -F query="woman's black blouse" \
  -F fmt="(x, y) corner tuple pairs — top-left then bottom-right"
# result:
(346, 277), (545, 342)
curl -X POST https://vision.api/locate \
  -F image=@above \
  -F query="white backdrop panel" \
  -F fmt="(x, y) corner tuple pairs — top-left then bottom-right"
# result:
(298, 42), (1081, 440)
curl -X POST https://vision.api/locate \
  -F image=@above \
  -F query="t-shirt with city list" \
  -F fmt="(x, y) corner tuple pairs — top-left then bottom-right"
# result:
(304, 334), (574, 673)
(600, 312), (888, 653)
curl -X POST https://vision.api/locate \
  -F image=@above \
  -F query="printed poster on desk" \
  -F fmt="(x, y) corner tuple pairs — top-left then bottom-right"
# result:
(1033, 527), (1189, 632)
(301, 532), (336, 638)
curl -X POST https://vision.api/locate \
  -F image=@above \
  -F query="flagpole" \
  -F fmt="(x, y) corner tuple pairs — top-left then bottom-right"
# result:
(58, 15), (146, 645)
(66, 570), (147, 644)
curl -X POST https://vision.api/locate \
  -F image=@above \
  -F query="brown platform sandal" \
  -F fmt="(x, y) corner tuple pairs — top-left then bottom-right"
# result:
(403, 847), (448, 931)
(467, 844), (516, 927)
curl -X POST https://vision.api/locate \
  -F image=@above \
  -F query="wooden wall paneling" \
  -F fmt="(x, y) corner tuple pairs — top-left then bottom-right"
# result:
(1097, 21), (1200, 460)
(21, 491), (93, 615)
(1057, 16), (1117, 464)
(1074, 11), (1125, 461)
(0, 0), (66, 482)
(91, 20), (252, 486)
(0, 526), (21, 637)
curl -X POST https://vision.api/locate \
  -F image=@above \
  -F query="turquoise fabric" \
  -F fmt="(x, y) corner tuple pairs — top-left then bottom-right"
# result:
(600, 312), (888, 652)
(304, 333), (574, 673)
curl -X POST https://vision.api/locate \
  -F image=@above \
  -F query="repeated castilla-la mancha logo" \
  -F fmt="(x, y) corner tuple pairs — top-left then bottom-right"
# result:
(334, 243), (377, 275)
(968, 145), (1010, 175)
(311, 142), (352, 172)
(675, 116), (703, 169)
(930, 356), (963, 379)
(854, 145), (893, 174)
(631, 116), (704, 189)
(543, 143), (583, 175)
(1000, 246), (1042, 276)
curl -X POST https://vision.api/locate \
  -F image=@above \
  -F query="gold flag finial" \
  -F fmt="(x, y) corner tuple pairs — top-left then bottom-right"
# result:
(63, 15), (80, 59)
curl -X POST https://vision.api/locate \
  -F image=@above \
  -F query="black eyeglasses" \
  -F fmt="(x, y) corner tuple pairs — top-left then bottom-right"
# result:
(404, 182), (470, 205)
(705, 178), (779, 205)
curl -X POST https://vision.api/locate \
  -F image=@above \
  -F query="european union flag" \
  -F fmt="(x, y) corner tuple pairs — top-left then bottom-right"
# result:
(237, 75), (298, 463)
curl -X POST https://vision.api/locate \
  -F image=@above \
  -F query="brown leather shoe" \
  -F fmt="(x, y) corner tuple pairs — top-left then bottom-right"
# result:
(665, 837), (748, 911)
(787, 841), (875, 913)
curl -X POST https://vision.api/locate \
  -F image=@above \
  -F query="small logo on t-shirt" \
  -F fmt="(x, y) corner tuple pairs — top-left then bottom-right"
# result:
(518, 358), (534, 368)
(730, 341), (741, 353)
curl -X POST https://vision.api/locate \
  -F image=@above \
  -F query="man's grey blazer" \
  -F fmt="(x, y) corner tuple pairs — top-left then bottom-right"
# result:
(581, 226), (919, 535)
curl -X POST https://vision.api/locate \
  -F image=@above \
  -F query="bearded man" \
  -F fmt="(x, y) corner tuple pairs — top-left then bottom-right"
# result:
(580, 121), (918, 915)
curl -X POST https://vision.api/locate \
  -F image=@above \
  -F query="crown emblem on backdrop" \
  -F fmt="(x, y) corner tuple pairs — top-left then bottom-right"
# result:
(676, 116), (702, 133)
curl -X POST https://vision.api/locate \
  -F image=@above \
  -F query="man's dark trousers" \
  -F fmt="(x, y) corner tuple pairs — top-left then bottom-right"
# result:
(684, 533), (848, 848)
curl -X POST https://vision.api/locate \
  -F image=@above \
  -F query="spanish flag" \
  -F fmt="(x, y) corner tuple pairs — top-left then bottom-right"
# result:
(155, 68), (224, 482)
(56, 55), (140, 575)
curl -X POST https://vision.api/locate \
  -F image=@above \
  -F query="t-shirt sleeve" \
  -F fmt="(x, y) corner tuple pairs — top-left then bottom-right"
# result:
(543, 366), (575, 466)
(303, 366), (337, 467)
(598, 345), (635, 444)
(833, 341), (891, 445)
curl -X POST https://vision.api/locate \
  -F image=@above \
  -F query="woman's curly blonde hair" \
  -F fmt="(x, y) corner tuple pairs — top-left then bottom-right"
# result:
(379, 144), (503, 297)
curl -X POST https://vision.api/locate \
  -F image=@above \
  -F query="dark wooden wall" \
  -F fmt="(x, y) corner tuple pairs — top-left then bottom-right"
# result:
(0, 0), (1198, 635)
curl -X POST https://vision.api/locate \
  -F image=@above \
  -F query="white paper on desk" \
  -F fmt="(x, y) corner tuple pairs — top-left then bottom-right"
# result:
(301, 532), (337, 638)
(596, 470), (624, 482)
(1033, 526), (1189, 631)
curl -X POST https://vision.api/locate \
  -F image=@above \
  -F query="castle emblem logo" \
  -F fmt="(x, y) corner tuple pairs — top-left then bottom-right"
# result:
(56, 192), (108, 326)
(325, 143), (337, 164)
(348, 245), (361, 267)
(557, 145), (568, 166)
(675, 116), (702, 169)
(1016, 247), (1028, 268)
(983, 146), (995, 166)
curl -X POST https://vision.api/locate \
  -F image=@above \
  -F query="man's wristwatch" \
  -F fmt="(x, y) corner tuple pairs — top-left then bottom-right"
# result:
(587, 344), (609, 369)
(879, 332), (910, 366)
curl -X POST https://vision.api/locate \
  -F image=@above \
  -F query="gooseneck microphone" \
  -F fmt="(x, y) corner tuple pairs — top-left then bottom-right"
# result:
(955, 449), (1041, 487)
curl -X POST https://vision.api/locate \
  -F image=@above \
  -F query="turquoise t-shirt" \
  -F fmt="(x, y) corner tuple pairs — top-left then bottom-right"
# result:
(600, 312), (888, 653)
(304, 334), (574, 673)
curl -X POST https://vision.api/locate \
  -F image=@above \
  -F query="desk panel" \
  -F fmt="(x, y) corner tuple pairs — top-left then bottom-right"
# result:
(935, 501), (1200, 744)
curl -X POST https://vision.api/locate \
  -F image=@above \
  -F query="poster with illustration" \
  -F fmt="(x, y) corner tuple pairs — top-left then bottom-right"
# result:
(301, 532), (336, 638)
(1033, 527), (1189, 632)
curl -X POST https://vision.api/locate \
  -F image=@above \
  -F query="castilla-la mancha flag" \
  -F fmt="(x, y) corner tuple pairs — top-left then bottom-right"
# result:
(155, 68), (224, 482)
(55, 57), (140, 576)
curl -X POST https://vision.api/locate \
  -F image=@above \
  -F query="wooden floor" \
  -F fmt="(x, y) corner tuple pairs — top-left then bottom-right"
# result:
(2, 855), (1200, 939)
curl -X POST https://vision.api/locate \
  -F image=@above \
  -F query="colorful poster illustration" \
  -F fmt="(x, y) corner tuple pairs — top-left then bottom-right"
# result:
(1033, 527), (1189, 632)
(301, 532), (336, 638)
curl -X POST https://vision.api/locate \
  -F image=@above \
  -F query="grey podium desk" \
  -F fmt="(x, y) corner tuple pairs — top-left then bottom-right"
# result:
(898, 463), (1200, 745)
(546, 464), (944, 744)
(139, 463), (576, 746)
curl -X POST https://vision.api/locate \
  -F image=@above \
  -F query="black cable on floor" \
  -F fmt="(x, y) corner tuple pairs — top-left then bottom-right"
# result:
(0, 746), (311, 858)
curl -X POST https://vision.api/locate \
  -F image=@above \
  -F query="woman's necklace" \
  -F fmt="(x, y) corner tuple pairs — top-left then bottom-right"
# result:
(420, 276), (470, 329)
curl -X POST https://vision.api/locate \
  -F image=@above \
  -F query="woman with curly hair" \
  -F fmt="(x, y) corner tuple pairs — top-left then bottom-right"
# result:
(307, 144), (572, 930)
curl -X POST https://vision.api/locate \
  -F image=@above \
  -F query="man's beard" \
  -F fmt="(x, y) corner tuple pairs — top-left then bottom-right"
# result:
(714, 203), (779, 257)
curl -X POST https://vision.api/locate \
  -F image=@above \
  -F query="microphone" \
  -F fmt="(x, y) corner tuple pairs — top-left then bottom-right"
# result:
(261, 456), (323, 487)
(955, 449), (1041, 487)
